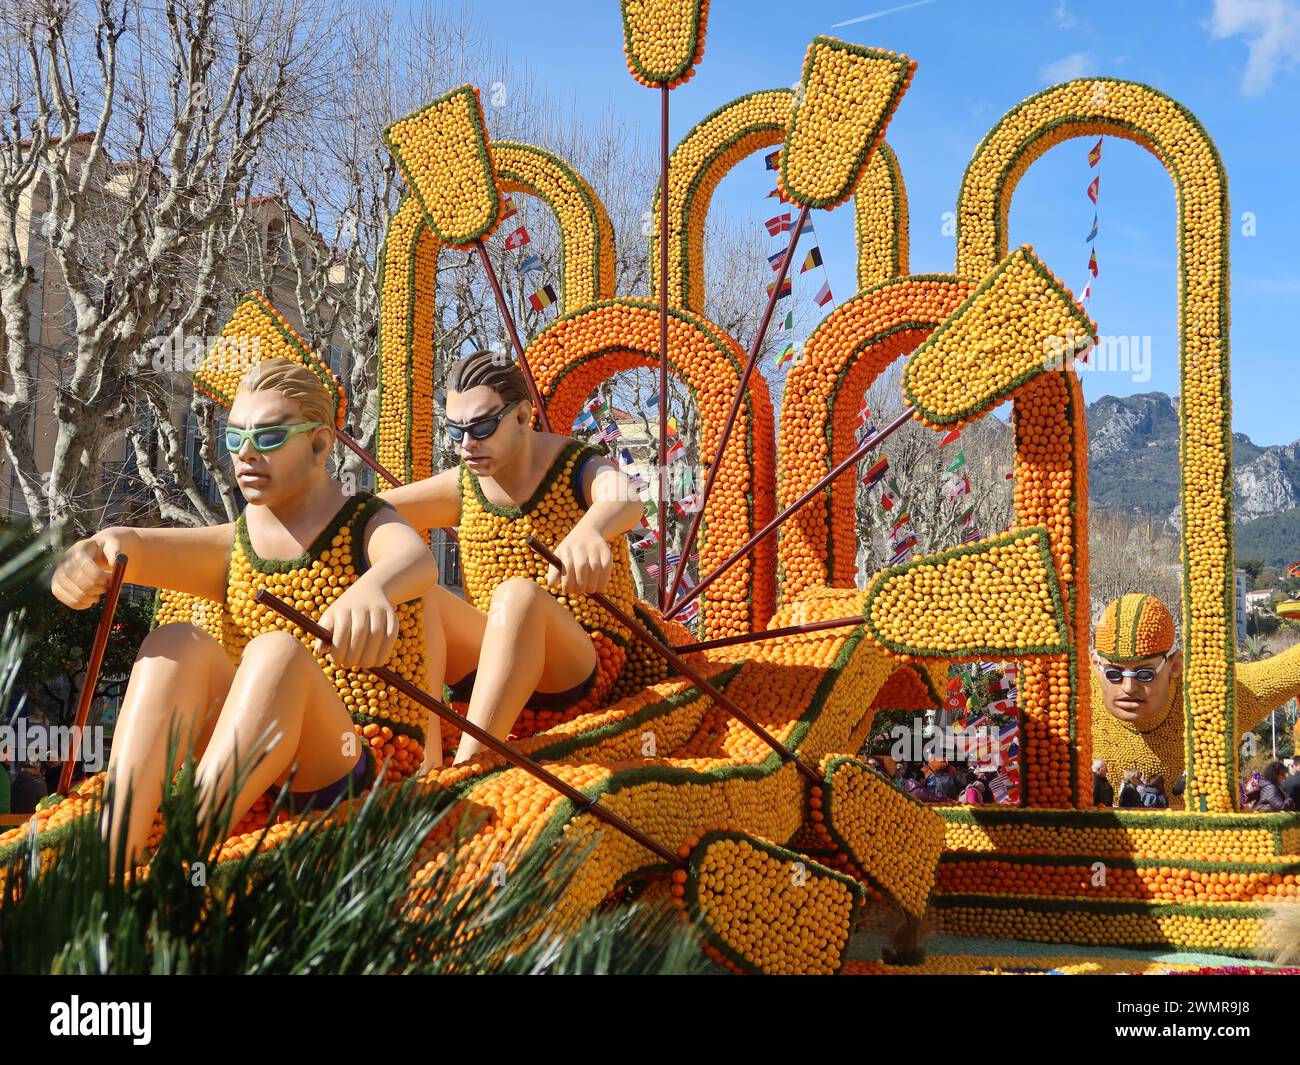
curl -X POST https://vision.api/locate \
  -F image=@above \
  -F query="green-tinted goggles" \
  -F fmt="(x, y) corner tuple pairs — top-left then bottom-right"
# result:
(224, 421), (325, 453)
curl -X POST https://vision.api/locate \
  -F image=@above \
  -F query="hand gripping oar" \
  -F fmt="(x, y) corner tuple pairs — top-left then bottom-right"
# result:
(252, 587), (682, 868)
(526, 538), (822, 786)
(59, 554), (129, 795)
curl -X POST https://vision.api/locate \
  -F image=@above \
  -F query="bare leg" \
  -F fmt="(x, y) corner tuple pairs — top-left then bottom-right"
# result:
(453, 578), (598, 764)
(193, 630), (358, 841)
(101, 623), (234, 875)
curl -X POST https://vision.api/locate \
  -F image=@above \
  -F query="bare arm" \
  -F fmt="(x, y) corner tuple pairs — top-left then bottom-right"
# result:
(314, 506), (441, 668)
(546, 456), (643, 595)
(379, 468), (461, 532)
(51, 524), (235, 609)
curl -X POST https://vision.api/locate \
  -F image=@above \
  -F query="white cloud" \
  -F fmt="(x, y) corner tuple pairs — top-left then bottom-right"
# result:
(1039, 52), (1093, 84)
(1206, 0), (1300, 95)
(1055, 0), (1078, 28)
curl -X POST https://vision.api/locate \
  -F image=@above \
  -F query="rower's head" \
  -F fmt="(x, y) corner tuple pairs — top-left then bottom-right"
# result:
(444, 350), (535, 477)
(1091, 593), (1182, 727)
(228, 357), (337, 505)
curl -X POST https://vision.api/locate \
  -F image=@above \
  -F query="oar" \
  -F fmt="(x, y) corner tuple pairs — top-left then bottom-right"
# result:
(666, 405), (915, 619)
(253, 588), (682, 868)
(59, 554), (128, 795)
(526, 538), (821, 786)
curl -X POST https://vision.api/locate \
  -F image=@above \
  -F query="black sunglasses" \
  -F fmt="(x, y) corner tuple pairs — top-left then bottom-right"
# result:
(445, 400), (523, 442)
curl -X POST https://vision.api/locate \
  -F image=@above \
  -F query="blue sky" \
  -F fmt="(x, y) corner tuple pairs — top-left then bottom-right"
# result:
(464, 0), (1299, 444)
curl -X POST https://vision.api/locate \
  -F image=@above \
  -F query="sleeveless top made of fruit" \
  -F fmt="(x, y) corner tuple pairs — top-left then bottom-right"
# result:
(223, 491), (430, 783)
(455, 438), (682, 737)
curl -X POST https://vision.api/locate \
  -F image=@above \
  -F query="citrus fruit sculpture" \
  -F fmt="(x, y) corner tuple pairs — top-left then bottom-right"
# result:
(7, 16), (1300, 971)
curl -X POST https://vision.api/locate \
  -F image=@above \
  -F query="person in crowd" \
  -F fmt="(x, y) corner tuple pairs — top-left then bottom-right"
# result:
(962, 768), (991, 804)
(1243, 771), (1262, 810)
(1280, 759), (1300, 809)
(1138, 771), (1168, 808)
(1116, 768), (1142, 808)
(10, 762), (49, 814)
(1092, 758), (1114, 807)
(1254, 761), (1295, 813)
(900, 763), (938, 803)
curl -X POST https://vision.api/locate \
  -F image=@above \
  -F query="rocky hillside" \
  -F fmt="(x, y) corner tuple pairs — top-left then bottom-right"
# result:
(1085, 392), (1300, 534)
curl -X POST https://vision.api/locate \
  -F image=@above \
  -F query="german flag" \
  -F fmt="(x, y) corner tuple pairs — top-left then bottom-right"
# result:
(800, 247), (822, 273)
(527, 284), (557, 311)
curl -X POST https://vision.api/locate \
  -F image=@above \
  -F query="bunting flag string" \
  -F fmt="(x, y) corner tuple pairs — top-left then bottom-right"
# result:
(1079, 136), (1102, 336)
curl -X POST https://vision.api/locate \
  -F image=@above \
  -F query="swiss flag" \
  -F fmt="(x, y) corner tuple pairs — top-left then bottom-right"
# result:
(504, 226), (531, 249)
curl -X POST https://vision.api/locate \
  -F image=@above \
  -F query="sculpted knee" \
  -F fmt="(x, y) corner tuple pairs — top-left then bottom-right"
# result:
(137, 622), (217, 662)
(491, 576), (548, 611)
(241, 629), (313, 672)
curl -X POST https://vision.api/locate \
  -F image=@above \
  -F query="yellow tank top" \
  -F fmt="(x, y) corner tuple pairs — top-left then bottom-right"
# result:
(457, 437), (676, 705)
(222, 491), (430, 767)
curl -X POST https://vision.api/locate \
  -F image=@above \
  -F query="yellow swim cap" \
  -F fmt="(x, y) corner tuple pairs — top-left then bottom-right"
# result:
(1094, 594), (1176, 662)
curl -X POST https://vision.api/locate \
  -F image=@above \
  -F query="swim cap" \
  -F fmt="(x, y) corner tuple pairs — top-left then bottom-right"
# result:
(1094, 594), (1176, 662)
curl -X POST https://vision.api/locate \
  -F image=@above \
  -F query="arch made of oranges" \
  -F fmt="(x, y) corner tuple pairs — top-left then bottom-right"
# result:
(374, 143), (618, 483)
(647, 88), (911, 314)
(957, 78), (1234, 812)
(775, 275), (975, 603)
(493, 141), (618, 312)
(523, 298), (777, 638)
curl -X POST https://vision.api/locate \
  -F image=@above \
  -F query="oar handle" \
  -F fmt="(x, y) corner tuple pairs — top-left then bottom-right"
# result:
(60, 554), (128, 795)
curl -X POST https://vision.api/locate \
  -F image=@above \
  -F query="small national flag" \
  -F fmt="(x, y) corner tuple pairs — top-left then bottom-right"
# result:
(598, 419), (622, 442)
(777, 309), (793, 333)
(645, 563), (661, 581)
(500, 195), (517, 220)
(767, 277), (793, 301)
(856, 403), (872, 427)
(632, 533), (658, 551)
(890, 510), (912, 535)
(960, 526), (980, 544)
(527, 283), (557, 311)
(667, 415), (678, 435)
(1085, 213), (1098, 243)
(674, 464), (693, 495)
(619, 447), (635, 468)
(586, 396), (609, 416)
(517, 254), (542, 274)
(504, 225), (531, 249)
(1088, 137), (1102, 167)
(767, 248), (789, 272)
(939, 428), (961, 447)
(765, 212), (792, 236)
(878, 483), (899, 511)
(863, 457), (889, 488)
(678, 599), (700, 624)
(814, 281), (833, 307)
(1088, 248), (1098, 277)
(946, 474), (971, 499)
(959, 504), (975, 526)
(945, 450), (966, 474)
(776, 342), (795, 367)
(800, 247), (823, 273)
(674, 494), (704, 516)
(764, 149), (780, 171)
(646, 391), (659, 411)
(888, 536), (918, 566)
(665, 438), (686, 463)
(1086, 176), (1099, 203)
(1081, 281), (1092, 303)
(766, 185), (792, 203)
(573, 410), (598, 432)
(628, 471), (649, 493)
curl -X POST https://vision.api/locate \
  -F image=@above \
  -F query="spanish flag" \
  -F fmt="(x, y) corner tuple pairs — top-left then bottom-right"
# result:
(1088, 137), (1102, 167)
(800, 247), (823, 273)
(1088, 248), (1098, 277)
